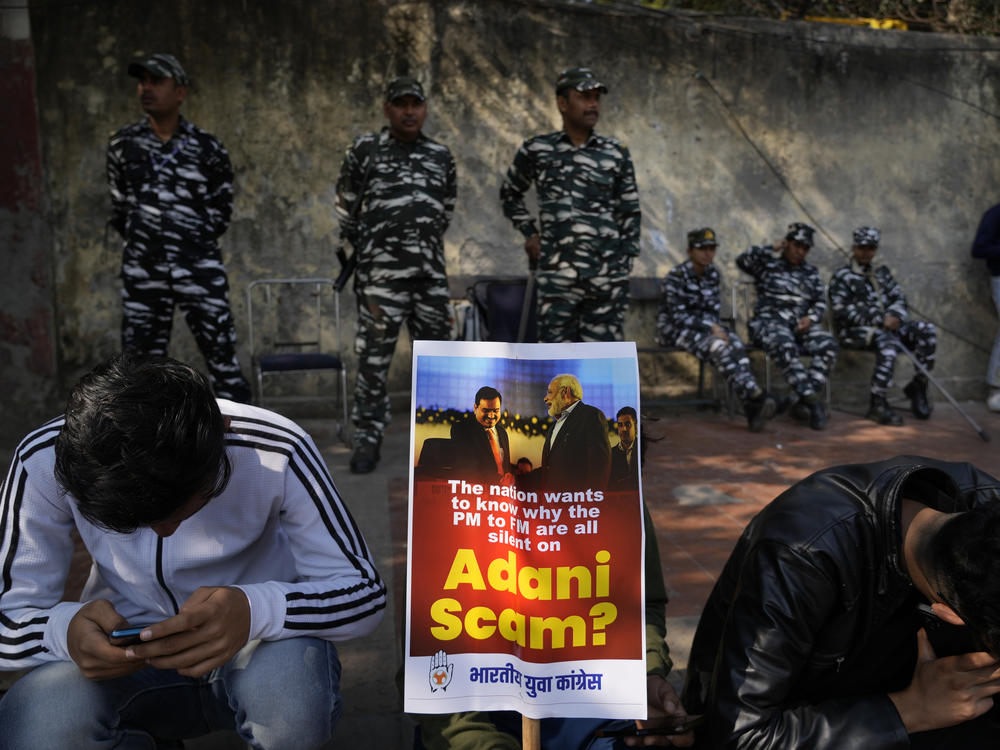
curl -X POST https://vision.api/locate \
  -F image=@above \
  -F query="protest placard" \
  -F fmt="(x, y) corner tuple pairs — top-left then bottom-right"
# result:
(403, 341), (646, 720)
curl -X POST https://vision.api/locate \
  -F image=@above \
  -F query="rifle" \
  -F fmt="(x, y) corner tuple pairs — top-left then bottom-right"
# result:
(333, 141), (377, 292)
(516, 255), (538, 343)
(334, 246), (356, 292)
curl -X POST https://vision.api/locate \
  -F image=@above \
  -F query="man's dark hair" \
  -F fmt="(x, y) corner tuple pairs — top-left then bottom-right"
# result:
(616, 406), (637, 421)
(926, 502), (1000, 656)
(54, 353), (231, 533)
(475, 386), (502, 406)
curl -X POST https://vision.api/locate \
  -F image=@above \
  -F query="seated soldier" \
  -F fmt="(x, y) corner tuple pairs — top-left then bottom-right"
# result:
(829, 226), (936, 425)
(736, 222), (838, 430)
(657, 227), (776, 432)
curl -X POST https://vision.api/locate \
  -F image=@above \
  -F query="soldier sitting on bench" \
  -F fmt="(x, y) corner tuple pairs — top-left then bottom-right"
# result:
(736, 222), (838, 431)
(828, 226), (936, 425)
(657, 228), (776, 432)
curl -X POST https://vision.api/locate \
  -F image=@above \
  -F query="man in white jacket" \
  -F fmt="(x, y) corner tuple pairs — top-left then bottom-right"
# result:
(0, 353), (386, 749)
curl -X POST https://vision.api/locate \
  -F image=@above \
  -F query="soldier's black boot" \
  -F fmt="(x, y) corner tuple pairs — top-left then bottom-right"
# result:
(350, 440), (381, 474)
(903, 374), (931, 420)
(789, 397), (811, 422)
(801, 394), (828, 431)
(744, 390), (776, 432)
(866, 393), (903, 426)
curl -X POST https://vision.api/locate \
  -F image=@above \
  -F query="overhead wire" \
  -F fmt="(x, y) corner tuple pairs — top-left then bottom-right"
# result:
(692, 64), (992, 355)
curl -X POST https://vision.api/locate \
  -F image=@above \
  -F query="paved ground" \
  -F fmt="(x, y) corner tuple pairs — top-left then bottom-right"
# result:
(2, 392), (998, 748)
(333, 393), (999, 749)
(297, 393), (999, 749)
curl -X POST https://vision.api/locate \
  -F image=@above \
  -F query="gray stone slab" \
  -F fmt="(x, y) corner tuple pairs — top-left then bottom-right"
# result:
(672, 484), (741, 506)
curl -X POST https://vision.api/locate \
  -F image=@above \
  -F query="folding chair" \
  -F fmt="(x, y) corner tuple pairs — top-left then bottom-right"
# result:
(246, 278), (348, 437)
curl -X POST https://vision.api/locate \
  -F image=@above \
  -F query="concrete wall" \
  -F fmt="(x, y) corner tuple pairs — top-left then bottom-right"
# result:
(1, 7), (57, 442)
(5, 0), (1000, 438)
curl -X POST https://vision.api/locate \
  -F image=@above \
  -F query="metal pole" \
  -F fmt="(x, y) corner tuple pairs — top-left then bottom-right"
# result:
(522, 715), (541, 750)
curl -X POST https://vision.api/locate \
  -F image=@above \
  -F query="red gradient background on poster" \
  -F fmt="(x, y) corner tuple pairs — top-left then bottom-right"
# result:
(408, 477), (643, 663)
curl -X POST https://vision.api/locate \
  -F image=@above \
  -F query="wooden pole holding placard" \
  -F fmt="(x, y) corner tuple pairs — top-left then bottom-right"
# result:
(522, 715), (541, 750)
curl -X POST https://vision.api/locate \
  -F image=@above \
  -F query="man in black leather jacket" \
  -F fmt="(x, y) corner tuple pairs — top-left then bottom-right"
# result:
(683, 456), (1000, 749)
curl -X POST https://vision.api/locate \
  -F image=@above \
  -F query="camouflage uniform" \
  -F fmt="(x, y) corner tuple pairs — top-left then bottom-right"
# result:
(500, 70), (640, 343)
(336, 126), (456, 450)
(107, 111), (251, 403)
(736, 244), (838, 399)
(829, 260), (936, 396)
(657, 260), (761, 401)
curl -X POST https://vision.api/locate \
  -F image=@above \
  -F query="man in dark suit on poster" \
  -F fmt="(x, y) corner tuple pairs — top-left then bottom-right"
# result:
(609, 405), (639, 490)
(541, 373), (612, 491)
(450, 386), (512, 484)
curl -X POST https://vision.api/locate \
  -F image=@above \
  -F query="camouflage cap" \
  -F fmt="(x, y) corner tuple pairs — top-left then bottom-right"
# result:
(555, 67), (608, 95)
(852, 226), (880, 247)
(127, 53), (189, 86)
(385, 76), (425, 102)
(785, 222), (816, 248)
(687, 227), (718, 248)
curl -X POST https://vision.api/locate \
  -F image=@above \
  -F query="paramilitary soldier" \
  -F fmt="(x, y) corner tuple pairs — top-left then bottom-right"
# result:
(335, 76), (456, 474)
(500, 67), (640, 342)
(736, 222), (839, 430)
(829, 226), (935, 425)
(107, 53), (251, 403)
(658, 228), (777, 432)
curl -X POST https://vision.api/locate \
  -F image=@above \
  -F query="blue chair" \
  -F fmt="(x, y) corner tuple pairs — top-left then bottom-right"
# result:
(246, 278), (348, 438)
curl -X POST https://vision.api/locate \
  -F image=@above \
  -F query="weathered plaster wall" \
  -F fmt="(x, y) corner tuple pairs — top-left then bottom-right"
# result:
(1, 7), (56, 442)
(7, 0), (1000, 437)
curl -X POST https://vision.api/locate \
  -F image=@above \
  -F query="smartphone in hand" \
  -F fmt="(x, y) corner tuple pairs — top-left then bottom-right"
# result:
(593, 714), (704, 738)
(109, 625), (157, 647)
(917, 603), (980, 657)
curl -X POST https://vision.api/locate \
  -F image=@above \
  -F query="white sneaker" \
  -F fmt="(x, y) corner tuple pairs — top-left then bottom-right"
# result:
(988, 390), (1000, 412)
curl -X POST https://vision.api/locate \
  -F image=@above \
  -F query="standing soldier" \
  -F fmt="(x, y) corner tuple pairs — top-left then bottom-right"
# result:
(107, 53), (251, 403)
(736, 222), (838, 430)
(658, 228), (776, 431)
(500, 67), (640, 343)
(336, 76), (456, 474)
(829, 226), (935, 425)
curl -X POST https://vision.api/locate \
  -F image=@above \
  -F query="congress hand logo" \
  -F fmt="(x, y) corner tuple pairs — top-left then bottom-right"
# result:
(429, 649), (454, 692)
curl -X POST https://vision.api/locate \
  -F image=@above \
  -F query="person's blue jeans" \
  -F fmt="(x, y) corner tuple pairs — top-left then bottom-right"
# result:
(0, 637), (341, 750)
